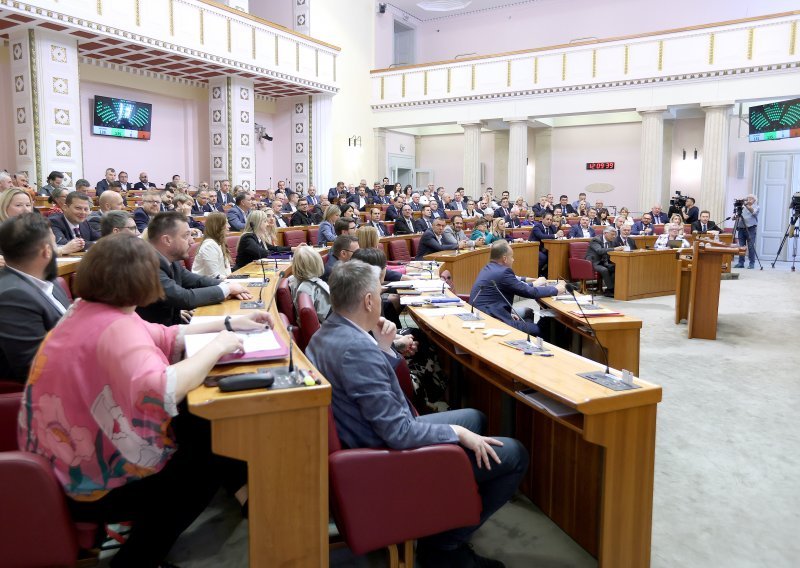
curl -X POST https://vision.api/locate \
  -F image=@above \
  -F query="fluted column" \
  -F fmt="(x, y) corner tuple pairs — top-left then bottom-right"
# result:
(637, 108), (666, 214)
(460, 121), (482, 197)
(311, 94), (332, 193)
(534, 128), (552, 198)
(700, 103), (734, 222)
(374, 127), (387, 180)
(506, 118), (529, 198)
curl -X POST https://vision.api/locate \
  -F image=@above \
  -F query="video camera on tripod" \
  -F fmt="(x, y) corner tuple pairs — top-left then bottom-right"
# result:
(791, 192), (800, 218)
(667, 191), (688, 217)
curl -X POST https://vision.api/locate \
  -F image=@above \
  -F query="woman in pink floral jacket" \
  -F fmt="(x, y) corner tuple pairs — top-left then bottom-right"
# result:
(18, 234), (273, 567)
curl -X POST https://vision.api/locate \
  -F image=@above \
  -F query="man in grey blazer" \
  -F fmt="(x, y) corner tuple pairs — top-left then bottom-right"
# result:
(306, 260), (528, 568)
(136, 212), (252, 325)
(0, 213), (70, 382)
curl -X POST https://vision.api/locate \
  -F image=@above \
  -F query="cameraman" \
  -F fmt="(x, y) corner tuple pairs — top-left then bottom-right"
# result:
(735, 194), (759, 269)
(681, 197), (699, 224)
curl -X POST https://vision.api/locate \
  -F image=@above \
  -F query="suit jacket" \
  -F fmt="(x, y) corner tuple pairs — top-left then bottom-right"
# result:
(448, 200), (466, 211)
(650, 211), (669, 224)
(414, 217), (433, 233)
(290, 210), (318, 226)
(227, 206), (248, 231)
(134, 181), (156, 190)
(322, 253), (339, 282)
(528, 222), (558, 242)
(469, 262), (558, 329)
(348, 195), (370, 211)
(393, 216), (417, 235)
(136, 254), (225, 326)
(234, 233), (290, 271)
(691, 220), (720, 233)
(306, 313), (457, 450)
(532, 203), (553, 217)
(49, 213), (101, 245)
(95, 179), (110, 196)
(305, 194), (320, 207)
(384, 204), (401, 222)
(561, 204), (578, 216)
(366, 220), (388, 237)
(493, 206), (510, 219)
(216, 190), (235, 207)
(506, 217), (523, 228)
(613, 236), (637, 249)
(568, 225), (596, 238)
(631, 221), (655, 235)
(415, 229), (456, 259)
(585, 236), (615, 266)
(133, 207), (151, 232)
(0, 268), (69, 381)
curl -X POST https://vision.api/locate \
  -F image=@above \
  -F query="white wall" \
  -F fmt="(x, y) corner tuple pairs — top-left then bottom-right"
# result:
(248, 1), (293, 29)
(417, 131), (495, 196)
(670, 118), (705, 198)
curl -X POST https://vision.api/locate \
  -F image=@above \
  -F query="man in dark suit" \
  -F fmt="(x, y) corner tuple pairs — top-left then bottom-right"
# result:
(307, 259), (528, 568)
(567, 216), (596, 238)
(631, 213), (655, 235)
(613, 224), (637, 250)
(290, 198), (319, 226)
(191, 190), (213, 214)
(348, 186), (370, 211)
(385, 197), (403, 222)
(528, 213), (564, 275)
(322, 235), (359, 282)
(691, 210), (721, 234)
(414, 205), (434, 233)
(416, 218), (461, 260)
(305, 185), (320, 208)
(136, 212), (251, 325)
(650, 204), (669, 224)
(366, 207), (389, 237)
(429, 200), (446, 220)
(133, 189), (163, 233)
(134, 171), (157, 190)
(470, 240), (565, 337)
(585, 226), (620, 297)
(493, 197), (511, 219)
(216, 179), (235, 208)
(532, 196), (553, 217)
(227, 193), (251, 231)
(88, 190), (126, 235)
(448, 192), (466, 211)
(558, 195), (577, 217)
(49, 192), (101, 247)
(0, 213), (70, 382)
(95, 167), (116, 197)
(39, 170), (64, 197)
(393, 205), (417, 235)
(117, 171), (133, 193)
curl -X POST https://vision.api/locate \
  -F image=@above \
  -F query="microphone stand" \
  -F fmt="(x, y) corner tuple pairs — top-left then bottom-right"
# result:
(566, 284), (616, 382)
(241, 261), (270, 309)
(489, 280), (539, 352)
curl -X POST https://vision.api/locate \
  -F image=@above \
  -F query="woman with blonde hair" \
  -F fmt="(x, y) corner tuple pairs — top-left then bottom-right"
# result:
(287, 245), (331, 323)
(192, 212), (232, 278)
(489, 217), (507, 242)
(0, 187), (33, 222)
(48, 187), (69, 215)
(356, 225), (379, 250)
(234, 209), (294, 270)
(318, 204), (340, 244)
(617, 207), (634, 225)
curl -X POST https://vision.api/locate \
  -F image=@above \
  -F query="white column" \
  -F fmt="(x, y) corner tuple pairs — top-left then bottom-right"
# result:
(700, 103), (734, 222)
(637, 108), (666, 214)
(209, 76), (255, 190)
(374, 127), (387, 181)
(460, 121), (482, 198)
(10, 29), (83, 188)
(493, 131), (509, 194)
(290, 96), (309, 195)
(506, 118), (529, 198)
(534, 128), (552, 198)
(311, 94), (333, 194)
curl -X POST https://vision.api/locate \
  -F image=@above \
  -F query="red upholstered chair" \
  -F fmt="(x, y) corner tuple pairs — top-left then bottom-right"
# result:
(385, 222), (395, 235)
(653, 224), (665, 235)
(327, 360), (481, 566)
(276, 277), (296, 325)
(308, 227), (320, 246)
(277, 313), (300, 345)
(226, 235), (240, 264)
(568, 241), (599, 292)
(566, 218), (579, 226)
(510, 229), (528, 240)
(184, 242), (201, 271)
(0, 381), (23, 394)
(56, 276), (73, 302)
(295, 292), (320, 352)
(387, 239), (412, 263)
(283, 229), (308, 248)
(0, 393), (98, 566)
(409, 237), (421, 258)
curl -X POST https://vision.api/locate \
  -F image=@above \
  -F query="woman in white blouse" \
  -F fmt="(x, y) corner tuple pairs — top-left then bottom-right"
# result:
(191, 212), (232, 278)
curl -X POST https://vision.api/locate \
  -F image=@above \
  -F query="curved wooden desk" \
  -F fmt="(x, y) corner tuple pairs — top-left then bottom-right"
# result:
(408, 302), (661, 567)
(187, 263), (331, 568)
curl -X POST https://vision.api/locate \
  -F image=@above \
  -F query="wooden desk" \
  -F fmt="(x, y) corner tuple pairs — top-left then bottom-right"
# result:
(607, 249), (682, 300)
(187, 264), (331, 567)
(56, 257), (81, 277)
(538, 297), (642, 375)
(423, 242), (539, 295)
(408, 304), (661, 568)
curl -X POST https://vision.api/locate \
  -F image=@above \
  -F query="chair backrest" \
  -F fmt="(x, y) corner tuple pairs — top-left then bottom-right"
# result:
(409, 236), (421, 257)
(184, 241), (201, 271)
(385, 222), (394, 235)
(283, 229), (308, 248)
(569, 241), (590, 259)
(296, 292), (321, 352)
(225, 235), (240, 264)
(510, 228), (528, 240)
(55, 277), (73, 302)
(653, 224), (665, 235)
(276, 277), (296, 325)
(278, 313), (300, 345)
(387, 239), (411, 263)
(0, 392), (22, 452)
(308, 227), (320, 246)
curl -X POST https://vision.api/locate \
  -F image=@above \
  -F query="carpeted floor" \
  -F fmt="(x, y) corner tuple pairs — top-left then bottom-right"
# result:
(101, 264), (800, 567)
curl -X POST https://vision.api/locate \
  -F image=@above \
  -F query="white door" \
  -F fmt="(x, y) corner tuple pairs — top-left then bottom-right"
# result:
(755, 153), (798, 260)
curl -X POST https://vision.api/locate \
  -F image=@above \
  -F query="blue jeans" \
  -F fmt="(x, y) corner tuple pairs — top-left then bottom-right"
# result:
(737, 225), (757, 264)
(417, 409), (529, 549)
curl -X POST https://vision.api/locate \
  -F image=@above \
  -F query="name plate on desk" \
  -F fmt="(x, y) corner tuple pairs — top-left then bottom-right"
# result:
(578, 371), (641, 391)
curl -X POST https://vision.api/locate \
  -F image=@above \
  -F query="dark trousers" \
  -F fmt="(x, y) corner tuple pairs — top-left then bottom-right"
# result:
(416, 409), (529, 550)
(68, 411), (240, 568)
(593, 262), (615, 290)
(538, 250), (548, 276)
(737, 225), (757, 264)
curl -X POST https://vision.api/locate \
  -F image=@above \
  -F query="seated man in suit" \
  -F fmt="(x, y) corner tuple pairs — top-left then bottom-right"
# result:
(631, 213), (655, 235)
(558, 195), (577, 217)
(308, 260), (528, 568)
(691, 210), (721, 234)
(470, 240), (565, 337)
(442, 215), (472, 248)
(393, 205), (417, 235)
(100, 210), (139, 237)
(528, 212), (564, 275)
(191, 190), (214, 214)
(133, 171), (157, 190)
(429, 199), (446, 220)
(531, 195), (552, 217)
(133, 189), (163, 233)
(650, 203), (669, 224)
(613, 224), (637, 250)
(414, 205), (435, 233)
(227, 192), (251, 231)
(290, 198), (319, 226)
(365, 207), (389, 237)
(136, 212), (251, 325)
(585, 226), (619, 297)
(49, 192), (101, 248)
(0, 213), (70, 382)
(88, 190), (126, 235)
(322, 235), (359, 282)
(385, 196), (403, 222)
(95, 167), (116, 197)
(567, 215), (596, 238)
(416, 218), (463, 260)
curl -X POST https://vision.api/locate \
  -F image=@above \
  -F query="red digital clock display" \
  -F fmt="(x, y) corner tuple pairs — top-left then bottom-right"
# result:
(586, 162), (615, 170)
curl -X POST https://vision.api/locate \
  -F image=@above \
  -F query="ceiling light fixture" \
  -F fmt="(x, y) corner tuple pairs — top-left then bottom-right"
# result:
(417, 0), (472, 12)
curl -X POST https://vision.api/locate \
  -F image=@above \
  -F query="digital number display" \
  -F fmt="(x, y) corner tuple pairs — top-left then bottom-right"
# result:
(586, 162), (615, 170)
(748, 98), (800, 142)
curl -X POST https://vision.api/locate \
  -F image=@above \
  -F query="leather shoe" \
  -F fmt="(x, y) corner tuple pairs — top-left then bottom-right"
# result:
(603, 289), (615, 298)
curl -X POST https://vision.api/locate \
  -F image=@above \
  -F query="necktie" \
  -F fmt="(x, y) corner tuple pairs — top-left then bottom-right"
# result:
(74, 227), (81, 239)
(702, 224), (707, 232)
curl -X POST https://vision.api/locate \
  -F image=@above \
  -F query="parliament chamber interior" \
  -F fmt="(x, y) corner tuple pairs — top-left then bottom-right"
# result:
(1, 0), (799, 567)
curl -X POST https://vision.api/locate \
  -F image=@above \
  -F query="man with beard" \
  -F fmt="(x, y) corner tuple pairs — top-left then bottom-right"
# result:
(0, 213), (70, 382)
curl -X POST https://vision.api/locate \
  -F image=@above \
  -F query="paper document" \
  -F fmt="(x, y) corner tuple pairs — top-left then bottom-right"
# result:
(415, 306), (469, 316)
(555, 294), (593, 302)
(185, 330), (281, 358)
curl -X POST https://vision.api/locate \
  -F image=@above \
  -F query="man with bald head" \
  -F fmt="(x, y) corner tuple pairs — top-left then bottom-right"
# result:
(87, 189), (126, 234)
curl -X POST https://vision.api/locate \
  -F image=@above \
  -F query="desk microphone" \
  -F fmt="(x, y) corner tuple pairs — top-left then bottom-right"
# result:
(470, 285), (485, 314)
(490, 279), (534, 348)
(241, 261), (270, 309)
(566, 284), (615, 382)
(286, 324), (296, 374)
(266, 270), (286, 312)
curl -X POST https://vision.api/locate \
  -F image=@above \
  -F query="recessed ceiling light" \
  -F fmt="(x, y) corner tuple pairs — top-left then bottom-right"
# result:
(417, 1), (472, 12)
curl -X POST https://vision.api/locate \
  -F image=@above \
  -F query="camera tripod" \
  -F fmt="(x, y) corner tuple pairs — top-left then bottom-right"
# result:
(731, 207), (763, 270)
(770, 210), (800, 271)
